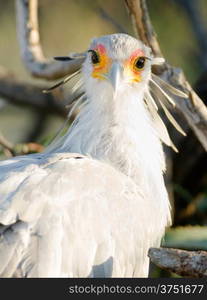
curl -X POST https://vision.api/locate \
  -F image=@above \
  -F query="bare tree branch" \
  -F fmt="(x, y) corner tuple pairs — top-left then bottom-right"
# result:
(125, 0), (163, 58)
(15, 0), (84, 80)
(0, 68), (67, 117)
(149, 247), (207, 277)
(125, 0), (207, 151)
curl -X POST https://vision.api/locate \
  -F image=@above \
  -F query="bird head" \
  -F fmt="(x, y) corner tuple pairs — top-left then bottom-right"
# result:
(83, 34), (163, 97)
(45, 33), (186, 153)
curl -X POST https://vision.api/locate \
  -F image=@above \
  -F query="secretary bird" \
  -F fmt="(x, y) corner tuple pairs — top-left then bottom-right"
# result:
(0, 34), (186, 277)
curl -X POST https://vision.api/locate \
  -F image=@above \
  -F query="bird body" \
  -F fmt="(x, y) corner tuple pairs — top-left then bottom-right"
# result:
(0, 152), (168, 277)
(0, 34), (185, 277)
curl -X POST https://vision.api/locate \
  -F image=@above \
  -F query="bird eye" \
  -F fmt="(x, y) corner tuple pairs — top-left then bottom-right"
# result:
(134, 56), (146, 70)
(89, 50), (100, 65)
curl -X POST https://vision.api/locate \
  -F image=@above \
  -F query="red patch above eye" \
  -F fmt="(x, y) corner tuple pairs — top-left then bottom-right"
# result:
(129, 49), (145, 61)
(94, 44), (106, 54)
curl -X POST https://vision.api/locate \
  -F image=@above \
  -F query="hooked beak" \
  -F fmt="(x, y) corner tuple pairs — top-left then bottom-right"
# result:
(107, 63), (123, 96)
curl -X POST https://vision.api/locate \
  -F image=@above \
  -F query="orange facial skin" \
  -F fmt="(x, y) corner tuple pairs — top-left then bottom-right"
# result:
(91, 44), (111, 80)
(91, 45), (145, 83)
(124, 49), (145, 83)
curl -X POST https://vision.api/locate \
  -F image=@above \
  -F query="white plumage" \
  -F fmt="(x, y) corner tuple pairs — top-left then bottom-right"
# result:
(0, 34), (186, 277)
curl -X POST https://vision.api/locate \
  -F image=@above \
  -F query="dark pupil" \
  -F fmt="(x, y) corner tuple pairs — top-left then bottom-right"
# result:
(135, 57), (145, 69)
(91, 51), (99, 64)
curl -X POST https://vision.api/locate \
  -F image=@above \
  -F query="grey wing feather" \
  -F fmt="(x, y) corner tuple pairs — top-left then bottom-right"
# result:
(0, 222), (30, 277)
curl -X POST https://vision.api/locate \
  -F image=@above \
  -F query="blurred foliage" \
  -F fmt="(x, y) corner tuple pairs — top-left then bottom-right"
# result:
(163, 226), (207, 250)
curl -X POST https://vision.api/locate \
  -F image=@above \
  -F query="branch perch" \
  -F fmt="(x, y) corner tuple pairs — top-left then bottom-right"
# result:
(15, 0), (84, 80)
(149, 247), (207, 277)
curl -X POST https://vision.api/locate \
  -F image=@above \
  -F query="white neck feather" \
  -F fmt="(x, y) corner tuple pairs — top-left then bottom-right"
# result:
(56, 84), (166, 184)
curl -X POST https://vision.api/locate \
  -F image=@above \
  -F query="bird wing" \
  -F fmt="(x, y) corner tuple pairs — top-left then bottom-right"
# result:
(0, 152), (168, 277)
